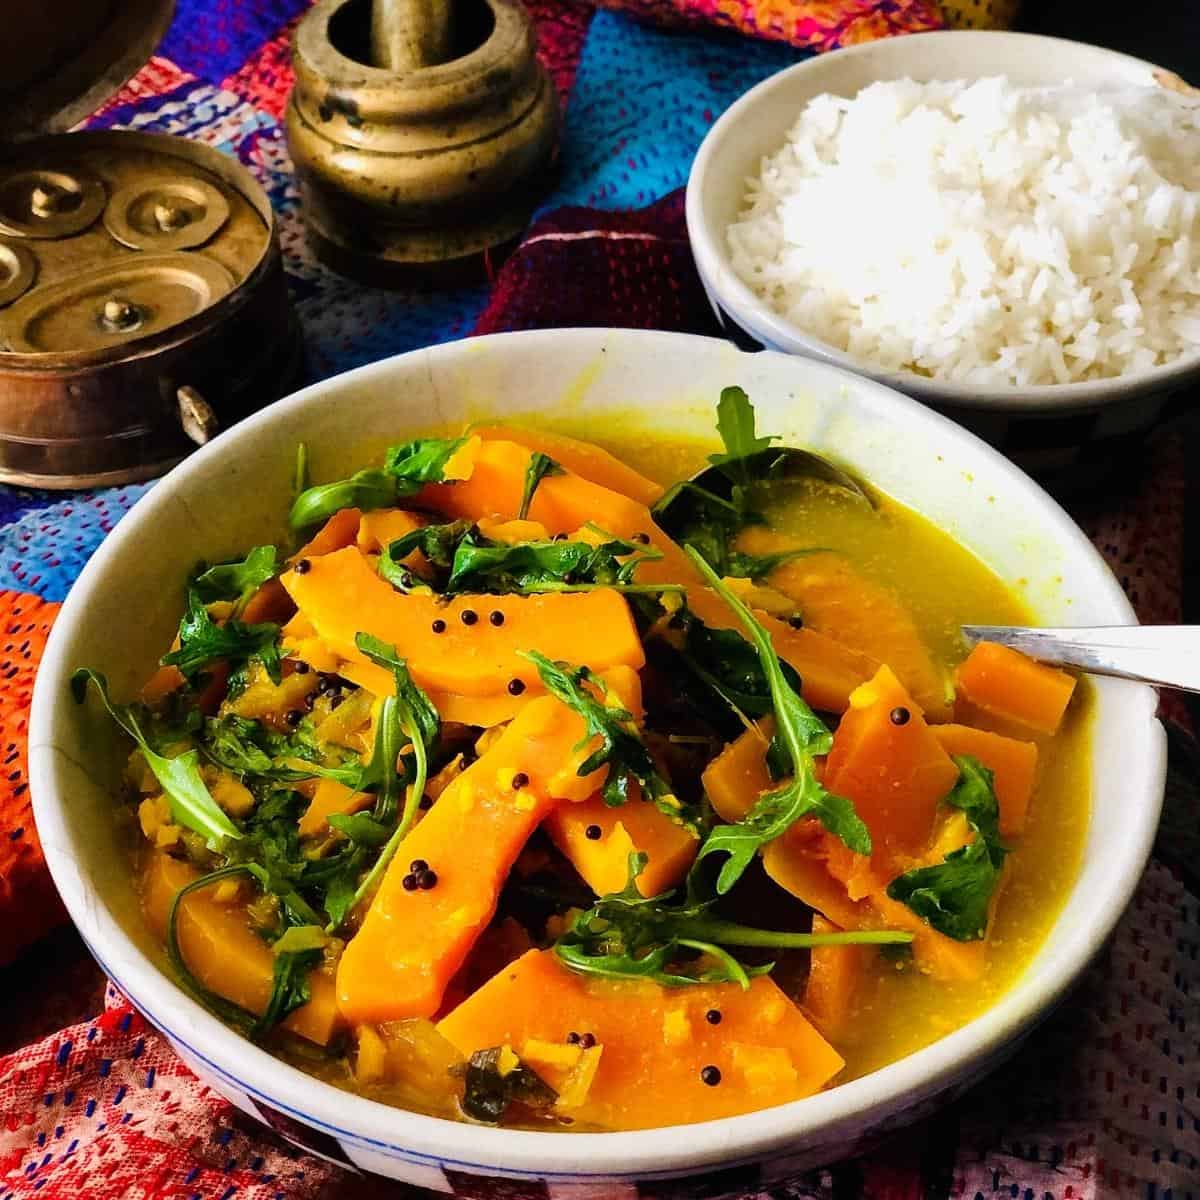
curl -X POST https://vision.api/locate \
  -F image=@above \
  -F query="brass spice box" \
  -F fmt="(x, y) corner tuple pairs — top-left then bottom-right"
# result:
(0, 0), (302, 489)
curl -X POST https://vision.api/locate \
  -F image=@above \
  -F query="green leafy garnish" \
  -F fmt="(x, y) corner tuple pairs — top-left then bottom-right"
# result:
(200, 713), (329, 780)
(377, 521), (474, 591)
(165, 866), (323, 1041)
(886, 755), (1008, 941)
(522, 651), (700, 831)
(724, 547), (827, 582)
(383, 437), (467, 491)
(253, 929), (325, 1040)
(447, 531), (662, 595)
(708, 385), (777, 477)
(289, 437), (466, 530)
(323, 634), (439, 930)
(555, 853), (910, 988)
(518, 452), (564, 521)
(289, 468), (398, 531)
(71, 669), (241, 850)
(161, 590), (281, 684)
(686, 550), (870, 894)
(460, 1046), (557, 1124)
(192, 545), (278, 611)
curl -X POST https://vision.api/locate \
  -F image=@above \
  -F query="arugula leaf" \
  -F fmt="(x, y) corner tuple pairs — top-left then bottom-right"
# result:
(165, 866), (324, 1040)
(724, 547), (827, 582)
(289, 468), (399, 531)
(685, 550), (871, 895)
(290, 437), (468, 531)
(251, 941), (324, 1041)
(327, 810), (392, 847)
(518, 452), (564, 520)
(232, 789), (324, 926)
(71, 669), (241, 850)
(192, 545), (278, 608)
(161, 590), (281, 684)
(461, 1047), (557, 1124)
(886, 755), (1008, 941)
(384, 437), (467, 494)
(448, 533), (660, 594)
(378, 520), (473, 590)
(200, 714), (330, 780)
(323, 634), (439, 930)
(522, 651), (701, 831)
(555, 853), (910, 988)
(708, 386), (777, 476)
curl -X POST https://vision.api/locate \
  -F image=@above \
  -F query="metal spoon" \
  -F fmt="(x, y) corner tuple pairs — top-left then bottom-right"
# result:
(961, 625), (1200, 693)
(654, 446), (873, 532)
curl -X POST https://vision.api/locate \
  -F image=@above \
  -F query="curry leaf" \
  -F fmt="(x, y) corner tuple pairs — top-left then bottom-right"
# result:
(886, 755), (1008, 941)
(161, 590), (281, 684)
(71, 669), (242, 850)
(685, 550), (870, 895)
(522, 651), (701, 831)
(461, 1047), (557, 1124)
(518, 452), (564, 520)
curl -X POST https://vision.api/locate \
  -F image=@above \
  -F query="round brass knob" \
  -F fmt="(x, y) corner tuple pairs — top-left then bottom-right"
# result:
(30, 185), (64, 218)
(154, 200), (191, 232)
(100, 297), (143, 332)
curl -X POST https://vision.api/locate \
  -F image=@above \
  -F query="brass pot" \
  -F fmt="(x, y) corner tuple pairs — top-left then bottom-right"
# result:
(287, 0), (559, 280)
(0, 1), (303, 489)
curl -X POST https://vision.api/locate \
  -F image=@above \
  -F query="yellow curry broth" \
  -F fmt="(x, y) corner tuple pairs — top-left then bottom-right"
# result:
(598, 431), (1092, 1084)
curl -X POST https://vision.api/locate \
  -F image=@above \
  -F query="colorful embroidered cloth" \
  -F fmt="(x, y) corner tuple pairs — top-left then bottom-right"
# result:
(0, 1), (1198, 1197)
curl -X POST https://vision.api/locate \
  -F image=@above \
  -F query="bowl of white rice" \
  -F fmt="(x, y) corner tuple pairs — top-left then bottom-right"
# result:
(686, 31), (1200, 468)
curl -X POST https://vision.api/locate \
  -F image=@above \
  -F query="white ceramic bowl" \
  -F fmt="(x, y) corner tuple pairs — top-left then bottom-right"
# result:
(686, 31), (1200, 464)
(30, 329), (1165, 1193)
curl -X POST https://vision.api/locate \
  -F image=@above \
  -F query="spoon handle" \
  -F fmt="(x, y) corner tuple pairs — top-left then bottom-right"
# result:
(961, 625), (1200, 694)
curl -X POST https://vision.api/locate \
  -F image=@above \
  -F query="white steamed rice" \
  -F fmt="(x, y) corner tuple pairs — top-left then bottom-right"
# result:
(726, 77), (1200, 386)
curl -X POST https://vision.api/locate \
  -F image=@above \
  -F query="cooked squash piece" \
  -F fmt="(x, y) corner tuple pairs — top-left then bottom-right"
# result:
(292, 506), (362, 561)
(240, 577), (294, 624)
(356, 508), (427, 556)
(420, 438), (700, 586)
(337, 668), (643, 1025)
(702, 717), (776, 823)
(931, 723), (1037, 837)
(955, 642), (1076, 735)
(141, 852), (340, 1045)
(823, 666), (958, 877)
(299, 777), (371, 839)
(436, 949), (844, 1129)
(867, 892), (987, 983)
(762, 824), (869, 931)
(472, 424), (666, 507)
(737, 533), (951, 721)
(545, 787), (700, 897)
(803, 914), (869, 1042)
(685, 588), (878, 714)
(281, 546), (644, 697)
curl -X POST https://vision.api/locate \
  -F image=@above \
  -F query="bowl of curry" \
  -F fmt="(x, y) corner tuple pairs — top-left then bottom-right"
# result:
(29, 328), (1165, 1189)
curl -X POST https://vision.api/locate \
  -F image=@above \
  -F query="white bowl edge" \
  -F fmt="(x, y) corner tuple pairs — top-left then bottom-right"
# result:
(686, 29), (1200, 414)
(29, 328), (1166, 1180)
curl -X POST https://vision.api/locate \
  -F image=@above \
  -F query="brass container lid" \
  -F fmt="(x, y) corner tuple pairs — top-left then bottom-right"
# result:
(0, 4), (304, 489)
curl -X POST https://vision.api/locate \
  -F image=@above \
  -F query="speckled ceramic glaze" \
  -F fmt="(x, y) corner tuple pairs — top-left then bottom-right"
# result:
(29, 330), (1165, 1191)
